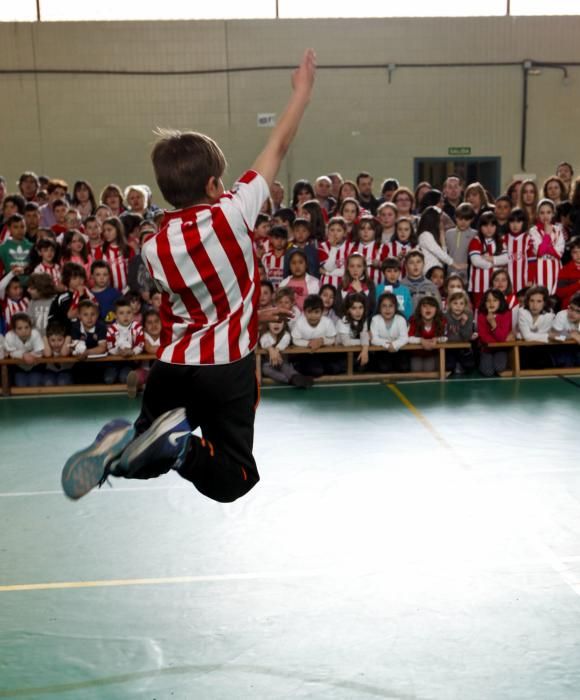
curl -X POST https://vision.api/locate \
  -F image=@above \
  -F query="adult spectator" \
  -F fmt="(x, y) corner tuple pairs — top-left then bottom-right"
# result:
(314, 175), (336, 214)
(442, 176), (463, 222)
(356, 172), (378, 215)
(328, 172), (344, 200)
(271, 181), (285, 210)
(39, 179), (68, 228)
(24, 202), (41, 242)
(556, 162), (574, 195)
(18, 172), (40, 202)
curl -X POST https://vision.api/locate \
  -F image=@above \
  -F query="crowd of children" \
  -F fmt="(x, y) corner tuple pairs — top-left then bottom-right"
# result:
(0, 168), (579, 392)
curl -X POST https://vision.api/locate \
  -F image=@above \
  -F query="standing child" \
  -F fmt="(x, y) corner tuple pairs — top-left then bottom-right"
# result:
(320, 283), (340, 324)
(84, 216), (103, 257)
(336, 292), (369, 369)
(375, 257), (413, 320)
(0, 273), (29, 328)
(468, 211), (508, 308)
(369, 292), (409, 372)
(61, 230), (92, 277)
(390, 217), (417, 274)
(401, 250), (441, 311)
(95, 217), (132, 291)
(477, 289), (514, 377)
(262, 225), (288, 289)
(34, 239), (64, 290)
(408, 296), (447, 372)
(279, 249), (319, 311)
(318, 216), (351, 288)
(0, 214), (33, 279)
(556, 236), (580, 309)
(339, 197), (361, 238)
(416, 206), (456, 274)
(444, 203), (476, 282)
(376, 202), (397, 244)
(529, 199), (565, 294)
(283, 217), (319, 277)
(259, 318), (313, 387)
(4, 312), (45, 387)
(352, 215), (388, 285)
(444, 290), (475, 374)
(341, 252), (375, 310)
(504, 207), (532, 295)
(105, 297), (145, 384)
(26, 273), (56, 335)
(90, 261), (121, 323)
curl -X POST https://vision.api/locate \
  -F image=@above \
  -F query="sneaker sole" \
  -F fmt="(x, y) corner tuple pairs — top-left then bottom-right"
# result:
(118, 408), (188, 476)
(62, 426), (135, 500)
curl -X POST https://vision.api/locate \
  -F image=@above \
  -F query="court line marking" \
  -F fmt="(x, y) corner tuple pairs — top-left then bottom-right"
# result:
(0, 484), (190, 498)
(0, 569), (325, 593)
(386, 381), (580, 600)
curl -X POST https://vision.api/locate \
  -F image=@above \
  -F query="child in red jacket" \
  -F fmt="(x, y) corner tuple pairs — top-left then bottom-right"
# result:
(477, 289), (514, 377)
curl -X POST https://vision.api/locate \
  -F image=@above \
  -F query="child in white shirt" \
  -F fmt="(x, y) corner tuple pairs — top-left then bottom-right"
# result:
(291, 293), (338, 377)
(5, 312), (45, 387)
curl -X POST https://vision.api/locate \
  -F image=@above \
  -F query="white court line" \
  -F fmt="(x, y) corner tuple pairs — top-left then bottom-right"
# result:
(0, 484), (190, 498)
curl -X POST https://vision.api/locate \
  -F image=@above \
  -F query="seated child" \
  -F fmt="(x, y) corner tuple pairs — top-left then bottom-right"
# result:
(336, 292), (369, 369)
(0, 273), (29, 328)
(517, 285), (556, 369)
(27, 272), (57, 335)
(444, 290), (475, 374)
(320, 283), (340, 324)
(43, 321), (73, 386)
(369, 292), (409, 373)
(4, 312), (45, 387)
(48, 262), (94, 333)
(126, 308), (161, 398)
(408, 295), (447, 372)
(105, 296), (144, 384)
(70, 299), (108, 383)
(291, 293), (339, 377)
(259, 318), (313, 388)
(477, 289), (514, 377)
(259, 280), (274, 310)
(550, 291), (580, 367)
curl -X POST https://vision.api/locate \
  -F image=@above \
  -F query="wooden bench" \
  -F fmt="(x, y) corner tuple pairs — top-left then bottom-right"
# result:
(486, 339), (580, 378)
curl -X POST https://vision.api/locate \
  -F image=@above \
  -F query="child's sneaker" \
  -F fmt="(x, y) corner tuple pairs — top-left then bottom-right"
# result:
(61, 419), (135, 500)
(116, 408), (192, 478)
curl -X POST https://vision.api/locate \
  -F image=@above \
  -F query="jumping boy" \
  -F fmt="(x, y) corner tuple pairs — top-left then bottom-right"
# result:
(62, 49), (317, 502)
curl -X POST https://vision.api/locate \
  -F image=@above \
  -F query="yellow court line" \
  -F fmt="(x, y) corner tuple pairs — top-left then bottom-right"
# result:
(385, 382), (454, 452)
(0, 569), (323, 593)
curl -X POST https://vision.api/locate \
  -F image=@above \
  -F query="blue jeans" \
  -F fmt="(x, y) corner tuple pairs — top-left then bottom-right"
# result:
(13, 370), (44, 387)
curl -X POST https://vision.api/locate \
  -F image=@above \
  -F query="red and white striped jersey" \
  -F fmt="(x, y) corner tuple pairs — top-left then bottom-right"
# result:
(390, 240), (413, 275)
(529, 224), (565, 295)
(261, 251), (285, 289)
(318, 240), (352, 288)
(106, 320), (144, 355)
(141, 170), (269, 366)
(351, 241), (389, 285)
(34, 262), (62, 287)
(504, 232), (532, 294)
(468, 237), (501, 294)
(94, 245), (129, 291)
(3, 297), (29, 327)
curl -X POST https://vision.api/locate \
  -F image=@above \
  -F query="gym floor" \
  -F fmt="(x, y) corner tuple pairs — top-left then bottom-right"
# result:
(1, 377), (580, 699)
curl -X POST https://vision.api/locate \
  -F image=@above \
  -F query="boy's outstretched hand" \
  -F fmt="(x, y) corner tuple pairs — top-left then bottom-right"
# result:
(292, 49), (317, 99)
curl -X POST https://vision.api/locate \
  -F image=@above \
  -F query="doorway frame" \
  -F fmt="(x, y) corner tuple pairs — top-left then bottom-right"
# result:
(413, 156), (502, 197)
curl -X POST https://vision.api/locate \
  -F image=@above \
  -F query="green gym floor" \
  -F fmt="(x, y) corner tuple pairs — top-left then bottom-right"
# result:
(1, 377), (580, 699)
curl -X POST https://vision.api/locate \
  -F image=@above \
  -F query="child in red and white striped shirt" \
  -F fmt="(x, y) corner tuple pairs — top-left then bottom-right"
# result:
(351, 215), (389, 286)
(104, 297), (144, 385)
(95, 217), (132, 291)
(62, 49), (317, 504)
(262, 225), (287, 289)
(319, 216), (352, 288)
(34, 239), (64, 291)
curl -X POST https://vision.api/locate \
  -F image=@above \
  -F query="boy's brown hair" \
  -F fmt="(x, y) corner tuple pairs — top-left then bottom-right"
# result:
(151, 129), (227, 209)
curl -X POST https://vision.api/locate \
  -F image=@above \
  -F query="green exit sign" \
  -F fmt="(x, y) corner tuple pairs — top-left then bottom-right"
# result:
(448, 147), (472, 156)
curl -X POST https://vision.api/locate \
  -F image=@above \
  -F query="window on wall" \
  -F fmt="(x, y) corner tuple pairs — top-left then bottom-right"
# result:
(279, 0), (507, 17)
(0, 0), (578, 21)
(0, 2), (37, 21)
(511, 0), (579, 13)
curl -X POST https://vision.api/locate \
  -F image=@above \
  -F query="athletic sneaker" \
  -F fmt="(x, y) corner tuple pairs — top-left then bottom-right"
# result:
(61, 419), (135, 500)
(116, 408), (192, 478)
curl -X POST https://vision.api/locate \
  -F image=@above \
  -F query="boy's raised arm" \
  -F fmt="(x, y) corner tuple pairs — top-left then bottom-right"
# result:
(252, 49), (316, 189)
